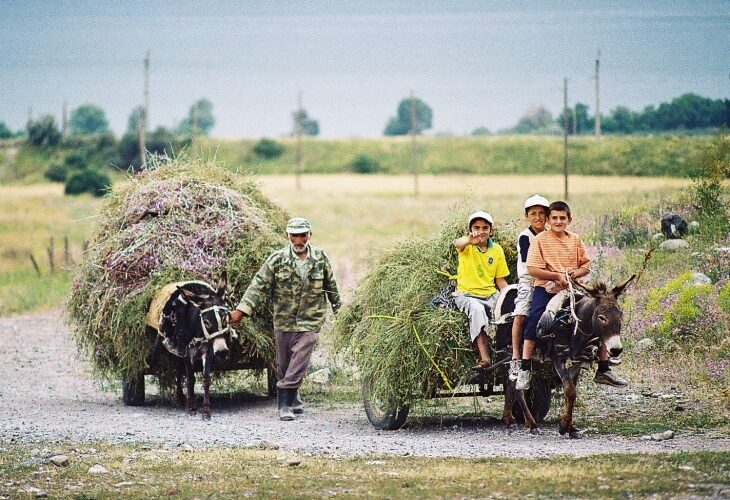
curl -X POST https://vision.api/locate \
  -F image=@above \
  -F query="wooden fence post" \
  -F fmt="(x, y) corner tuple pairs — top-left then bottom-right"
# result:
(29, 253), (41, 277)
(47, 236), (55, 273)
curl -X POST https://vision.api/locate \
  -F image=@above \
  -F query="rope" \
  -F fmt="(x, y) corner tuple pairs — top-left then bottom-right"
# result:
(366, 314), (453, 391)
(564, 270), (581, 336)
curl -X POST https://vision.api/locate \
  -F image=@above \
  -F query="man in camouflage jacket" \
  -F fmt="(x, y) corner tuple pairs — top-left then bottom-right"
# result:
(229, 217), (340, 420)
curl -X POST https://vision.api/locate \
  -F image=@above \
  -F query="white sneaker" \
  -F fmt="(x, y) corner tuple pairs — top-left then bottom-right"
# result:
(508, 359), (520, 381)
(515, 369), (531, 391)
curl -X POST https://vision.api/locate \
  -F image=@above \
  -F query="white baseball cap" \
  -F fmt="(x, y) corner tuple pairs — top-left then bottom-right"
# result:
(468, 211), (494, 227)
(524, 194), (550, 210)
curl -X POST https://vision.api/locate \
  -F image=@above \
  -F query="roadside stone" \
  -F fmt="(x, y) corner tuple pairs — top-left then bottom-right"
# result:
(660, 239), (688, 251)
(285, 459), (301, 466)
(48, 454), (69, 467)
(88, 464), (108, 474)
(259, 441), (280, 450)
(691, 272), (711, 285)
(178, 443), (194, 452)
(650, 430), (675, 441)
(634, 338), (655, 353)
(309, 367), (331, 385)
(23, 486), (48, 497)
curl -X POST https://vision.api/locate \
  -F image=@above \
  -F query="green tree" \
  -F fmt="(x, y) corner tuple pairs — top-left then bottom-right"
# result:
(602, 106), (637, 134)
(69, 104), (109, 135)
(177, 98), (215, 136)
(471, 126), (492, 136)
(292, 109), (319, 136)
(511, 106), (557, 134)
(118, 126), (186, 171)
(26, 114), (61, 148)
(383, 97), (433, 136)
(557, 103), (593, 134)
(127, 106), (145, 135)
(0, 121), (13, 139)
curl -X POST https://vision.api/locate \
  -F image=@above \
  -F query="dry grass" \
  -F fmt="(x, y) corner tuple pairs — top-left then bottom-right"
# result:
(2, 443), (728, 499)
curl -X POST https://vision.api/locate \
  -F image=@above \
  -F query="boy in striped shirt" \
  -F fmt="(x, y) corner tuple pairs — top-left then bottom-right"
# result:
(515, 201), (627, 390)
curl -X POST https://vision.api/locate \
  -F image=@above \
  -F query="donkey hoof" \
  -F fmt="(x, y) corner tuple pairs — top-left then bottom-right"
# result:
(202, 412), (211, 421)
(569, 429), (583, 439)
(187, 408), (197, 416)
(529, 427), (541, 435)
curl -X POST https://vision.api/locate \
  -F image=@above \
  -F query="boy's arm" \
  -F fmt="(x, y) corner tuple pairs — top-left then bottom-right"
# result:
(454, 234), (475, 251)
(495, 277), (509, 290)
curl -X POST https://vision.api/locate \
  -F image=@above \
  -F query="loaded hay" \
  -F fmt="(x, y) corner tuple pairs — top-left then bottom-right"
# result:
(334, 206), (518, 409)
(67, 156), (288, 389)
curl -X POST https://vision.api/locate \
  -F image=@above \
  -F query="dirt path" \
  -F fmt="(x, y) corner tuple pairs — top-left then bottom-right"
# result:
(1, 313), (728, 458)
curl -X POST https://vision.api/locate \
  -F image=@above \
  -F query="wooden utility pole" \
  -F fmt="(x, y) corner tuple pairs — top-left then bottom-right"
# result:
(295, 91), (303, 191)
(61, 100), (68, 136)
(573, 103), (578, 135)
(409, 91), (419, 196)
(27, 106), (33, 124)
(563, 78), (569, 200)
(595, 50), (601, 138)
(141, 51), (150, 168)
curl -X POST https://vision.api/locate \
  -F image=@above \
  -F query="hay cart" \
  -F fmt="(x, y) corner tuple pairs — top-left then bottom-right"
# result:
(121, 335), (276, 406)
(361, 285), (557, 430)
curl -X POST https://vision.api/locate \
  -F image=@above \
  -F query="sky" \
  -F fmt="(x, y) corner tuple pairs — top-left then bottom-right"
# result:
(1, 0), (728, 138)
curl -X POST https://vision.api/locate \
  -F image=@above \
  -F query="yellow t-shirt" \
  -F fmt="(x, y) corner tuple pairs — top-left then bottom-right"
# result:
(456, 242), (510, 298)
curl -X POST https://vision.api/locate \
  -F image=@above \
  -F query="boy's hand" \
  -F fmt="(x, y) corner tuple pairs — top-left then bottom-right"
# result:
(469, 230), (488, 243)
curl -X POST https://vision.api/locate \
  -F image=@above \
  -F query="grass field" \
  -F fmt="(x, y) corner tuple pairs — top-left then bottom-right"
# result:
(197, 134), (713, 177)
(0, 174), (690, 314)
(2, 443), (728, 498)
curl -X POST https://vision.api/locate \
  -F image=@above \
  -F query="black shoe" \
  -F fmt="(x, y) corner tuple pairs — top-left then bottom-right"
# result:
(277, 388), (295, 421)
(291, 389), (304, 414)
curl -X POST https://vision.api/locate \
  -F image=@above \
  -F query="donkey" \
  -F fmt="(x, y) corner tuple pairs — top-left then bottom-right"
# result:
(502, 275), (635, 438)
(150, 275), (233, 419)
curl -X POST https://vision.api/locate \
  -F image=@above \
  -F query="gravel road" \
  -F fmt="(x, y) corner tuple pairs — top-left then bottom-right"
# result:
(1, 312), (729, 458)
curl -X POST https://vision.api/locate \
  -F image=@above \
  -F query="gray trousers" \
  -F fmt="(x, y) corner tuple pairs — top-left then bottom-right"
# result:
(453, 292), (497, 343)
(275, 329), (319, 389)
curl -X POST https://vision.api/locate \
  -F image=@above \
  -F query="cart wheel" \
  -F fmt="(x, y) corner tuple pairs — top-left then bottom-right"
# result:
(121, 373), (145, 406)
(362, 376), (409, 430)
(513, 374), (551, 424)
(266, 367), (277, 399)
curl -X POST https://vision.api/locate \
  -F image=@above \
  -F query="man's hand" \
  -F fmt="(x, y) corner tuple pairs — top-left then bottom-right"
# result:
(229, 309), (246, 324)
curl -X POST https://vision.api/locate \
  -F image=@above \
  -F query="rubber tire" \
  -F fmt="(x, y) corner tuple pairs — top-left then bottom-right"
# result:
(121, 374), (145, 406)
(361, 377), (409, 430)
(512, 374), (551, 424)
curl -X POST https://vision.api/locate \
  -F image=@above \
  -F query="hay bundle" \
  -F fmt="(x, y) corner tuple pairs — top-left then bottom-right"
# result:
(68, 157), (288, 384)
(334, 207), (518, 407)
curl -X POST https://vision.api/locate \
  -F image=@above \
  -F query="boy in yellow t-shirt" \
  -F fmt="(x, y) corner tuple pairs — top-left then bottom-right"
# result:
(453, 211), (510, 369)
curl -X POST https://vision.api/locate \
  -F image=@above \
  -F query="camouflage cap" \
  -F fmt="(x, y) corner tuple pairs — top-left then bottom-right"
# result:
(286, 217), (312, 234)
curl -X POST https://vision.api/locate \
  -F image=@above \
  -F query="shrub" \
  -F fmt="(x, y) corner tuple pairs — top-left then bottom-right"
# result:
(350, 154), (380, 174)
(644, 272), (727, 345)
(64, 152), (87, 169)
(691, 132), (730, 243)
(44, 162), (68, 182)
(65, 168), (112, 197)
(252, 138), (285, 159)
(26, 115), (62, 149)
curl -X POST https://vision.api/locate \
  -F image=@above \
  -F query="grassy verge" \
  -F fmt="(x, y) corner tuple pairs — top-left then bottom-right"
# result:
(198, 135), (714, 177)
(1, 443), (728, 498)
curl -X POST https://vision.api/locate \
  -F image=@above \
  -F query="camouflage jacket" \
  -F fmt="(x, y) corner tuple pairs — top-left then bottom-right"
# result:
(236, 244), (341, 332)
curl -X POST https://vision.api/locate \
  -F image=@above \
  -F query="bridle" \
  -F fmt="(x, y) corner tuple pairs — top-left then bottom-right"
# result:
(177, 294), (230, 343)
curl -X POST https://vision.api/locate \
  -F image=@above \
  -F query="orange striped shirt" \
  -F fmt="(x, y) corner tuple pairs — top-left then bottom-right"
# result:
(525, 230), (590, 287)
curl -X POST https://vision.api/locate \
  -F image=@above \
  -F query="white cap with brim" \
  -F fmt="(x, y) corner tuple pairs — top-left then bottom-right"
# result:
(468, 211), (494, 227)
(524, 194), (550, 209)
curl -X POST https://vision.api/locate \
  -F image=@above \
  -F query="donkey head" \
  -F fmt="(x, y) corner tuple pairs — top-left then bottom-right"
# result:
(177, 273), (231, 357)
(573, 275), (635, 357)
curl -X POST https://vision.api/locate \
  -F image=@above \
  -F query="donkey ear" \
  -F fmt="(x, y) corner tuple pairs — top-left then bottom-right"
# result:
(612, 275), (636, 297)
(216, 271), (227, 297)
(177, 286), (201, 306)
(572, 279), (594, 295)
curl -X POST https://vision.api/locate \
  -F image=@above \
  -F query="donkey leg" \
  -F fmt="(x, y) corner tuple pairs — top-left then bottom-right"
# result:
(185, 358), (197, 414)
(515, 388), (540, 434)
(201, 350), (212, 420)
(502, 375), (518, 432)
(554, 357), (580, 438)
(175, 359), (185, 406)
